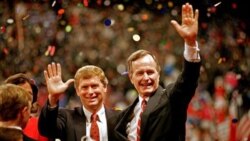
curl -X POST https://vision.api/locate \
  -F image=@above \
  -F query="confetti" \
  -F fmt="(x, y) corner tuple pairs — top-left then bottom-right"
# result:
(232, 118), (238, 123)
(45, 45), (56, 56)
(3, 48), (9, 55)
(141, 13), (149, 21)
(52, 0), (56, 7)
(6, 18), (14, 24)
(121, 71), (128, 76)
(116, 4), (124, 11)
(58, 9), (65, 15)
(65, 25), (72, 32)
(83, 0), (89, 7)
(0, 26), (6, 33)
(214, 1), (221, 7)
(218, 57), (226, 64)
(104, 18), (112, 26)
(132, 34), (140, 42)
(22, 15), (30, 20)
(97, 0), (102, 5)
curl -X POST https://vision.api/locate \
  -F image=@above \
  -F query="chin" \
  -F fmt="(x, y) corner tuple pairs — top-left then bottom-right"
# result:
(88, 101), (98, 105)
(140, 91), (153, 96)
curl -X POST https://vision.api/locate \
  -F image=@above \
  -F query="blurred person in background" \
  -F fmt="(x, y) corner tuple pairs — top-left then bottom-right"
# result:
(236, 74), (250, 141)
(114, 3), (201, 141)
(39, 62), (118, 141)
(0, 84), (32, 141)
(5, 73), (49, 141)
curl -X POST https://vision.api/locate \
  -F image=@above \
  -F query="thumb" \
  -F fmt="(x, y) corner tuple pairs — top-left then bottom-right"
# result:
(170, 20), (181, 33)
(65, 79), (74, 86)
(171, 20), (181, 35)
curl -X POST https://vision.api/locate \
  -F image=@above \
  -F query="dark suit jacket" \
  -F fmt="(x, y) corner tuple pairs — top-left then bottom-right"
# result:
(38, 103), (118, 141)
(23, 134), (36, 141)
(0, 127), (35, 141)
(115, 60), (201, 141)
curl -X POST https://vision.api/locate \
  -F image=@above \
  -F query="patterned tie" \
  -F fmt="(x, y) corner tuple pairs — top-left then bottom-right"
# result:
(90, 113), (100, 141)
(137, 99), (147, 141)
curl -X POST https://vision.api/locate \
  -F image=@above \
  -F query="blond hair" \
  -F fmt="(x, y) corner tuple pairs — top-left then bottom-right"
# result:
(74, 65), (108, 89)
(0, 84), (32, 121)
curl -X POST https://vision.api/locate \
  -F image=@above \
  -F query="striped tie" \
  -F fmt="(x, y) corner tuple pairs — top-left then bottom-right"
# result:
(90, 113), (100, 141)
(137, 99), (147, 141)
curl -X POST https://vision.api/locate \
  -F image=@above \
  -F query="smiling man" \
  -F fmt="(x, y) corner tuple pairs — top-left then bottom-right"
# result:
(38, 63), (118, 141)
(114, 3), (201, 141)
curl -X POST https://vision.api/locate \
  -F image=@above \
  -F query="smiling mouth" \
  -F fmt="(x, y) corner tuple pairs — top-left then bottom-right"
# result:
(141, 83), (152, 87)
(141, 85), (152, 89)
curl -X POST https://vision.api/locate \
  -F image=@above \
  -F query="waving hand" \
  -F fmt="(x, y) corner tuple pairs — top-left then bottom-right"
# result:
(44, 62), (74, 106)
(171, 3), (199, 47)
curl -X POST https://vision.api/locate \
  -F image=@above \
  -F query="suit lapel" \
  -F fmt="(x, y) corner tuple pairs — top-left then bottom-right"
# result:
(115, 98), (139, 140)
(141, 86), (166, 136)
(74, 107), (87, 141)
(144, 86), (165, 114)
(106, 108), (120, 141)
(115, 87), (166, 140)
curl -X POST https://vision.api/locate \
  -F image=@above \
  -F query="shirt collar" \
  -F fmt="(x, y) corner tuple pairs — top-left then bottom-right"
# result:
(138, 95), (149, 103)
(82, 105), (105, 123)
(5, 126), (22, 131)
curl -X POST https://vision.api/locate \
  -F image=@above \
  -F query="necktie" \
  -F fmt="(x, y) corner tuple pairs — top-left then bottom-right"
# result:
(137, 99), (147, 141)
(90, 113), (100, 141)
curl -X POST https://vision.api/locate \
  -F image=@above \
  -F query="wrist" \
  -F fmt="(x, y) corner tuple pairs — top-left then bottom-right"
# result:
(48, 94), (59, 107)
(185, 37), (196, 47)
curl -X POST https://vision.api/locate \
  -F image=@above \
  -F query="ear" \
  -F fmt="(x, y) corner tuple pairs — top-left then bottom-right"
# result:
(75, 88), (81, 96)
(18, 106), (30, 121)
(21, 106), (30, 115)
(74, 85), (80, 96)
(128, 73), (134, 85)
(103, 86), (108, 93)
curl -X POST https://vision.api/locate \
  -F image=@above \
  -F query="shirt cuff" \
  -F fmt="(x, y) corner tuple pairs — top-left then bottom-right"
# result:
(47, 101), (58, 110)
(184, 41), (201, 62)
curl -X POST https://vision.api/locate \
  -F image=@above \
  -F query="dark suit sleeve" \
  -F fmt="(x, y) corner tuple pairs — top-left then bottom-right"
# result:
(170, 59), (201, 108)
(38, 101), (65, 139)
(168, 59), (201, 140)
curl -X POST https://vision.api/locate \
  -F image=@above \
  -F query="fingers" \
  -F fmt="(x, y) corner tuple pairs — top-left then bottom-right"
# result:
(182, 3), (195, 21)
(44, 70), (49, 84)
(171, 20), (181, 33)
(194, 9), (199, 22)
(47, 63), (53, 78)
(46, 62), (60, 78)
(51, 62), (57, 76)
(57, 63), (61, 78)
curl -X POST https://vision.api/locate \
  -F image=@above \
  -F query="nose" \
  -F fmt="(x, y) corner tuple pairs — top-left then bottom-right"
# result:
(143, 72), (149, 80)
(87, 87), (94, 94)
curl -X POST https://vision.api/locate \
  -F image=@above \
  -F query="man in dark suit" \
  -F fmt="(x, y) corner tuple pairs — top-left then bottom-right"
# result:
(5, 73), (48, 141)
(0, 84), (33, 141)
(115, 3), (201, 141)
(38, 63), (118, 141)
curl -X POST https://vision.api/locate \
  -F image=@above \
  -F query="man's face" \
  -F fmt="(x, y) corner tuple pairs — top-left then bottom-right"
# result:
(76, 76), (107, 112)
(129, 55), (160, 98)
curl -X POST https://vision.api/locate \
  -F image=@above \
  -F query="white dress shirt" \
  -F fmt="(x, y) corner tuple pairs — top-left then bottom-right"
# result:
(5, 126), (22, 131)
(83, 105), (108, 141)
(184, 41), (200, 62)
(127, 96), (149, 141)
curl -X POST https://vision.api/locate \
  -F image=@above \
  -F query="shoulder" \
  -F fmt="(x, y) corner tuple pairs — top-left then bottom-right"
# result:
(57, 106), (83, 117)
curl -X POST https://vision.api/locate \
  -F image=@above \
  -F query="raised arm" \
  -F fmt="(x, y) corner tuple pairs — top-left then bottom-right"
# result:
(171, 3), (199, 47)
(44, 62), (74, 107)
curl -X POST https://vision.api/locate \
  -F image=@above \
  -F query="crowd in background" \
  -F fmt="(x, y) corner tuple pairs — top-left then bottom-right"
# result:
(0, 0), (249, 140)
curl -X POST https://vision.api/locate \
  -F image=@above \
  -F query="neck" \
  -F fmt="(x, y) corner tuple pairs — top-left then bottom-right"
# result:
(0, 120), (21, 128)
(85, 105), (103, 114)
